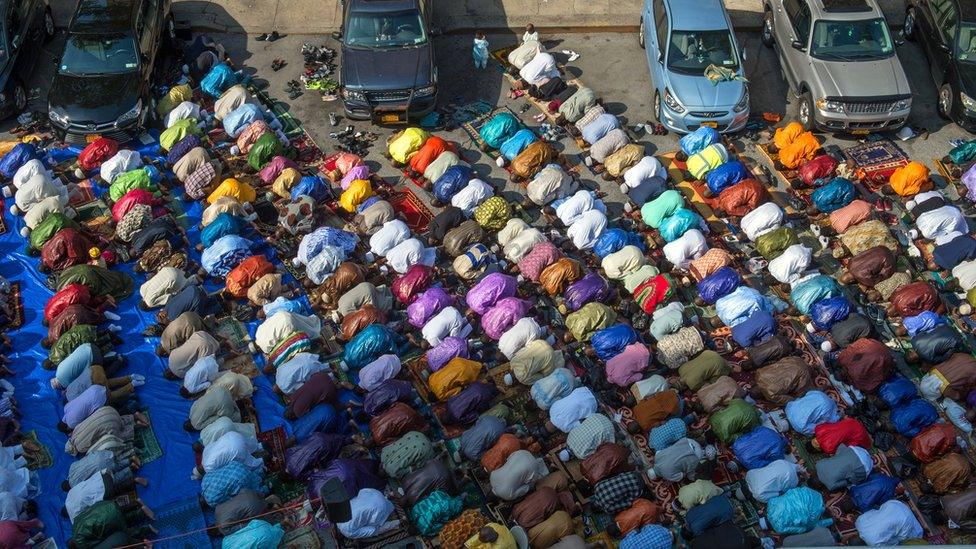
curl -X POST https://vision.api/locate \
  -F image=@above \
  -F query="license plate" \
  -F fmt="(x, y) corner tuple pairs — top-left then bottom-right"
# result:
(701, 121), (718, 128)
(380, 113), (402, 123)
(851, 129), (870, 136)
(85, 133), (101, 143)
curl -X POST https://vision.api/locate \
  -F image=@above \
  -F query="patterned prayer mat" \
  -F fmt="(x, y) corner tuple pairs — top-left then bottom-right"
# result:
(20, 430), (52, 470)
(70, 179), (98, 206)
(135, 409), (163, 464)
(461, 106), (524, 157)
(842, 139), (909, 186)
(214, 316), (252, 353)
(490, 43), (586, 129)
(6, 282), (23, 329)
(267, 471), (306, 503)
(281, 525), (323, 549)
(151, 496), (211, 549)
(257, 425), (288, 473)
(388, 186), (434, 234)
(71, 198), (111, 223)
(224, 352), (260, 379)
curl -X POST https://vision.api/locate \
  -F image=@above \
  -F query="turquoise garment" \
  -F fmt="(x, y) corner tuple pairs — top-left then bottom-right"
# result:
(344, 324), (399, 370)
(789, 275), (841, 315)
(531, 368), (577, 410)
(649, 304), (684, 341)
(811, 177), (856, 213)
(221, 520), (285, 549)
(767, 486), (830, 535)
(200, 213), (247, 248)
(658, 207), (704, 243)
(409, 490), (464, 536)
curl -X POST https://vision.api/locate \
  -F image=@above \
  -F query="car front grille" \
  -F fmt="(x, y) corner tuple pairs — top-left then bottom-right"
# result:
(62, 127), (133, 145)
(688, 123), (728, 132)
(843, 101), (896, 114)
(689, 111), (728, 118)
(365, 89), (412, 102)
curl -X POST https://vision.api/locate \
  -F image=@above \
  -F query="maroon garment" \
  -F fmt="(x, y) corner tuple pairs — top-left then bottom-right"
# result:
(911, 423), (958, 463)
(511, 486), (577, 529)
(369, 402), (426, 446)
(392, 264), (434, 304)
(0, 518), (41, 548)
(890, 282), (943, 317)
(847, 246), (895, 288)
(285, 371), (338, 419)
(48, 304), (103, 342)
(40, 228), (95, 271)
(798, 154), (839, 187)
(340, 304), (387, 341)
(836, 338), (892, 393)
(580, 443), (632, 485)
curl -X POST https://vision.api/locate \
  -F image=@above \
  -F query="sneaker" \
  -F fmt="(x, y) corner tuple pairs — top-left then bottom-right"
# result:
(131, 375), (146, 387)
(818, 235), (830, 248)
(567, 52), (580, 62)
(104, 311), (121, 321)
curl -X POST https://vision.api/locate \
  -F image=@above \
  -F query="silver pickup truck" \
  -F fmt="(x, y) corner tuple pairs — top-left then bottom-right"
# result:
(762, 0), (912, 134)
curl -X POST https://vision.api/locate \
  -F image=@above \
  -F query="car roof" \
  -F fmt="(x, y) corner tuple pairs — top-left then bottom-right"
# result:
(347, 0), (420, 13)
(70, 0), (138, 34)
(810, 0), (882, 20)
(665, 0), (732, 31)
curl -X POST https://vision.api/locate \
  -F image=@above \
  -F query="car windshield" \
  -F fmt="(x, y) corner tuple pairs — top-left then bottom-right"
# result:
(810, 18), (893, 61)
(956, 21), (976, 62)
(345, 9), (427, 48)
(59, 34), (139, 75)
(666, 30), (738, 74)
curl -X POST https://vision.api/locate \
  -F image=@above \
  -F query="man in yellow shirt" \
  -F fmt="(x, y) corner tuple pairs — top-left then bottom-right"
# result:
(465, 523), (517, 549)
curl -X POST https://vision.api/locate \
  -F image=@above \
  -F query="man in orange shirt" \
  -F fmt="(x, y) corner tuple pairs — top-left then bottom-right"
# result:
(606, 498), (665, 538)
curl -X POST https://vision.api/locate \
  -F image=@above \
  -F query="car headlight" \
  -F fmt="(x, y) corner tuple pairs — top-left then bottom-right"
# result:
(116, 100), (142, 126)
(892, 98), (912, 112)
(960, 93), (976, 112)
(816, 97), (844, 113)
(663, 87), (685, 114)
(733, 87), (750, 113)
(49, 107), (69, 126)
(342, 87), (366, 101)
(415, 85), (436, 97)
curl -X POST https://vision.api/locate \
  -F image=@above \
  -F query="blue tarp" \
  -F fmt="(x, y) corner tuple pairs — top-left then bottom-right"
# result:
(1, 135), (356, 546)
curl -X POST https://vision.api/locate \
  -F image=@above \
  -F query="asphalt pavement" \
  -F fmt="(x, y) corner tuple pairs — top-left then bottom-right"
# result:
(9, 28), (972, 214)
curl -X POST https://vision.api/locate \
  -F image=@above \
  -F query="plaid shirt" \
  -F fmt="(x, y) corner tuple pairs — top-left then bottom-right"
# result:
(619, 524), (673, 549)
(185, 161), (217, 200)
(649, 417), (687, 451)
(590, 471), (645, 514)
(201, 461), (265, 507)
(566, 412), (614, 459)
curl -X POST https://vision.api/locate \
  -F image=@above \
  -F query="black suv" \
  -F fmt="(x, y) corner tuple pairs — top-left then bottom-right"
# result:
(0, 0), (55, 117)
(905, 0), (976, 130)
(48, 0), (173, 144)
(339, 0), (436, 123)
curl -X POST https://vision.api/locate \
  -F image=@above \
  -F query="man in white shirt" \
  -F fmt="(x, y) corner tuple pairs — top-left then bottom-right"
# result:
(64, 468), (147, 522)
(368, 219), (410, 257)
(183, 354), (221, 396)
(382, 237), (436, 274)
(338, 488), (399, 539)
(274, 352), (328, 395)
(421, 306), (472, 348)
(498, 317), (544, 360)
(567, 209), (607, 250)
(195, 430), (263, 479)
(662, 229), (708, 271)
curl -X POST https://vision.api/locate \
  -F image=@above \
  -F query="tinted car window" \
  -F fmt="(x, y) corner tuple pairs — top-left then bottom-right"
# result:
(345, 9), (426, 48)
(60, 34), (139, 75)
(654, 0), (667, 49)
(793, 2), (811, 44)
(809, 18), (893, 60)
(667, 29), (738, 73)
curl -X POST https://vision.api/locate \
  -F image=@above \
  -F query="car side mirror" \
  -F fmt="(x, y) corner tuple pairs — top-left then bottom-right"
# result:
(790, 39), (805, 51)
(657, 51), (664, 65)
(332, 30), (343, 41)
(10, 34), (19, 50)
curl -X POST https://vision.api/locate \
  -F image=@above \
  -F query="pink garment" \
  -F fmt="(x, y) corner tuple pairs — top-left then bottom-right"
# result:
(335, 153), (364, 175)
(518, 241), (561, 282)
(259, 155), (301, 184)
(407, 287), (455, 328)
(392, 264), (434, 304)
(465, 272), (517, 315)
(606, 343), (650, 387)
(236, 120), (270, 155)
(427, 336), (469, 372)
(111, 188), (157, 221)
(481, 298), (532, 340)
(341, 165), (371, 190)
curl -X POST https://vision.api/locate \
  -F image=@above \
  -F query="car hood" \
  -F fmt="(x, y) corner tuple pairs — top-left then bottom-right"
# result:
(48, 72), (141, 122)
(665, 71), (744, 110)
(341, 44), (433, 90)
(810, 56), (910, 99)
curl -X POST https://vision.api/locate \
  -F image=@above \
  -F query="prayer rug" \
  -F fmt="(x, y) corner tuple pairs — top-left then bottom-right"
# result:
(249, 84), (303, 138)
(224, 351), (260, 378)
(257, 425), (288, 473)
(239, 398), (260, 431)
(280, 525), (323, 549)
(70, 179), (98, 206)
(461, 106), (522, 157)
(214, 315), (252, 353)
(933, 156), (963, 185)
(443, 99), (495, 131)
(71, 198), (111, 223)
(135, 409), (163, 464)
(151, 496), (211, 549)
(388, 187), (434, 233)
(6, 282), (23, 329)
(842, 139), (909, 187)
(165, 196), (190, 229)
(658, 152), (731, 234)
(20, 430), (52, 470)
(267, 471), (306, 503)
(404, 355), (437, 403)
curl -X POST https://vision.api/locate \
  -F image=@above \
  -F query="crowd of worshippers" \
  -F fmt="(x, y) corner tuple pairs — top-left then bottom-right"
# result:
(6, 27), (976, 548)
(0, 274), (51, 547)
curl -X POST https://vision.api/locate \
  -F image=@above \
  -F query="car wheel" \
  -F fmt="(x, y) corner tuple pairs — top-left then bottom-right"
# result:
(653, 90), (662, 124)
(11, 81), (27, 113)
(939, 83), (953, 120)
(638, 18), (645, 49)
(903, 8), (916, 41)
(797, 91), (814, 131)
(42, 8), (55, 41)
(761, 10), (775, 48)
